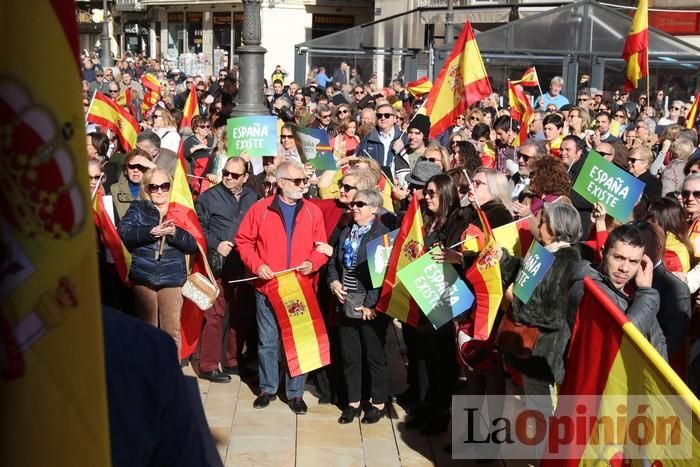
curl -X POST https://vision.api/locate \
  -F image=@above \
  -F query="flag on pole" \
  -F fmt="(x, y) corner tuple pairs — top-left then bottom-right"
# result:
(686, 93), (700, 130)
(92, 189), (132, 284)
(406, 76), (433, 98)
(540, 276), (700, 465)
(263, 271), (331, 377)
(141, 73), (162, 114)
(463, 217), (533, 259)
(0, 1), (110, 465)
(425, 21), (492, 139)
(86, 91), (140, 150)
(511, 66), (539, 88)
(116, 87), (136, 117)
(167, 142), (208, 359)
(622, 0), (649, 91)
(180, 83), (199, 130)
(508, 80), (534, 147)
(464, 208), (503, 340)
(377, 171), (395, 213)
(376, 196), (424, 327)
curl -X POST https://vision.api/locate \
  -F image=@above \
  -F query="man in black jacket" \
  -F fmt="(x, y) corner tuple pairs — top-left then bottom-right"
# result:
(561, 135), (593, 238)
(195, 157), (259, 382)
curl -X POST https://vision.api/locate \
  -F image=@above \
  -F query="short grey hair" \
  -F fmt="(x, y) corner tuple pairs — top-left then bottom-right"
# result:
(136, 130), (161, 149)
(343, 167), (378, 191)
(354, 189), (383, 209)
(683, 173), (700, 188)
(551, 76), (565, 87)
(316, 103), (330, 116)
(275, 159), (305, 179)
(520, 139), (548, 158)
(542, 202), (582, 243)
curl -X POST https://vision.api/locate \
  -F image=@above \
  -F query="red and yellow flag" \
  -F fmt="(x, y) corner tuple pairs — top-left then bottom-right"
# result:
(663, 232), (691, 273)
(180, 84), (199, 130)
(623, 0), (649, 91)
(92, 188), (132, 284)
(541, 276), (700, 465)
(464, 207), (503, 340)
(686, 93), (700, 130)
(0, 1), (110, 465)
(406, 76), (433, 98)
(376, 195), (424, 327)
(378, 171), (395, 213)
(264, 271), (331, 377)
(116, 87), (136, 117)
(167, 143), (208, 359)
(86, 91), (140, 150)
(425, 21), (492, 139)
(512, 66), (539, 88)
(463, 217), (533, 259)
(141, 73), (161, 115)
(508, 80), (534, 147)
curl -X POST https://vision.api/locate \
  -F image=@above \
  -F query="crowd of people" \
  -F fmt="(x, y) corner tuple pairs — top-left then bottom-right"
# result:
(83, 51), (700, 444)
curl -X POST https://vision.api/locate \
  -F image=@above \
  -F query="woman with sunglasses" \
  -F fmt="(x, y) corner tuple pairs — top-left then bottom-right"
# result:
(118, 168), (198, 357)
(436, 112), (468, 148)
(184, 115), (214, 196)
(420, 142), (449, 172)
(110, 149), (156, 223)
(627, 146), (661, 200)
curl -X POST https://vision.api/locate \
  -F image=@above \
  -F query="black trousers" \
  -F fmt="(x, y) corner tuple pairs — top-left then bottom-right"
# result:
(338, 314), (390, 404)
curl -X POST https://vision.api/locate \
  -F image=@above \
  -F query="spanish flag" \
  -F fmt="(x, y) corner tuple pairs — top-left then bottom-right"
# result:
(464, 207), (503, 340)
(92, 188), (132, 284)
(167, 142), (209, 359)
(686, 93), (700, 130)
(264, 271), (331, 377)
(378, 171), (395, 213)
(0, 1), (110, 465)
(180, 83), (199, 130)
(406, 76), (433, 98)
(663, 232), (691, 273)
(462, 218), (533, 259)
(116, 86), (136, 117)
(508, 80), (534, 147)
(622, 0), (649, 91)
(540, 277), (700, 465)
(86, 91), (140, 150)
(425, 21), (492, 139)
(376, 195), (424, 327)
(141, 73), (162, 114)
(512, 66), (539, 88)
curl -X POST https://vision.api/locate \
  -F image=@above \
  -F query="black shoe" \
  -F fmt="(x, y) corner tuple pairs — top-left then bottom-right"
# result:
(289, 397), (308, 415)
(361, 405), (386, 424)
(199, 369), (232, 383)
(222, 366), (240, 376)
(338, 406), (361, 424)
(253, 392), (277, 409)
(394, 387), (418, 408)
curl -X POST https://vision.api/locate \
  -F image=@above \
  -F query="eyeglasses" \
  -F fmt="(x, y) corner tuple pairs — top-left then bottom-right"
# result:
(349, 200), (369, 208)
(597, 151), (612, 157)
(320, 113), (332, 119)
(148, 182), (171, 193)
(280, 134), (294, 140)
(376, 112), (394, 119)
(338, 109), (349, 114)
(517, 152), (531, 161)
(627, 157), (642, 164)
(546, 109), (555, 114)
(222, 169), (245, 179)
(196, 88), (205, 93)
(186, 80), (194, 85)
(422, 189), (438, 198)
(578, 97), (589, 102)
(294, 96), (304, 101)
(354, 91), (365, 95)
(89, 175), (102, 181)
(282, 177), (309, 186)
(338, 182), (357, 192)
(469, 116), (480, 121)
(198, 124), (211, 129)
(127, 163), (148, 172)
(682, 190), (700, 199)
(425, 157), (440, 164)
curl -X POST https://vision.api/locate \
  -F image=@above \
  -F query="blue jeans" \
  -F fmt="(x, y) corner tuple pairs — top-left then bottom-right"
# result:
(256, 291), (306, 398)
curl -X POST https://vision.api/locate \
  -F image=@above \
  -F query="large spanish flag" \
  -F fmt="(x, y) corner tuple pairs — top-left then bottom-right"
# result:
(425, 21), (492, 139)
(141, 73), (162, 115)
(512, 66), (539, 88)
(376, 195), (424, 327)
(92, 188), (132, 284)
(508, 80), (534, 147)
(622, 0), (649, 91)
(406, 76), (433, 98)
(686, 92), (700, 130)
(541, 277), (700, 465)
(180, 83), (199, 130)
(464, 207), (503, 340)
(264, 271), (331, 377)
(86, 91), (140, 150)
(0, 1), (110, 465)
(167, 142), (208, 359)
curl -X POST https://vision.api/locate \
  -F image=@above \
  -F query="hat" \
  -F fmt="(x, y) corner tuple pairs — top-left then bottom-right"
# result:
(405, 160), (442, 187)
(407, 114), (430, 140)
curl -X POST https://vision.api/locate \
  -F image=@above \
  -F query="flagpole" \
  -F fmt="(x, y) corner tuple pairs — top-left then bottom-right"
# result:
(85, 89), (97, 124)
(227, 266), (301, 284)
(534, 67), (544, 101)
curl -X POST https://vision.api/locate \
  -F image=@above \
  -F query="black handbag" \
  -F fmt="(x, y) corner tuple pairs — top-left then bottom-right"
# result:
(207, 249), (226, 278)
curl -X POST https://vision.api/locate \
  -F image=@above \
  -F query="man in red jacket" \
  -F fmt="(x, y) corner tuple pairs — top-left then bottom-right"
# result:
(235, 160), (328, 414)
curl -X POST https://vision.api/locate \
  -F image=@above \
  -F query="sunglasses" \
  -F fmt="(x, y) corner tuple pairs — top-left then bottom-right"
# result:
(338, 109), (349, 114)
(280, 134), (294, 140)
(376, 112), (394, 119)
(198, 124), (211, 129)
(263, 181), (275, 189)
(89, 175), (102, 181)
(338, 182), (357, 192)
(282, 177), (309, 187)
(127, 163), (148, 172)
(469, 116), (480, 121)
(148, 182), (171, 193)
(425, 157), (440, 164)
(597, 151), (612, 157)
(517, 152), (531, 161)
(627, 157), (642, 164)
(354, 91), (365, 95)
(349, 200), (369, 208)
(320, 114), (332, 119)
(222, 169), (245, 179)
(578, 97), (589, 102)
(109, 89), (120, 94)
(682, 190), (700, 199)
(422, 189), (437, 198)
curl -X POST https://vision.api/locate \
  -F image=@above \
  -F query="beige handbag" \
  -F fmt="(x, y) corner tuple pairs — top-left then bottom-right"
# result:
(181, 244), (220, 310)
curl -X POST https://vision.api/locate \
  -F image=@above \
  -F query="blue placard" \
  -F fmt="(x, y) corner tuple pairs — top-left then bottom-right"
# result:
(513, 241), (556, 304)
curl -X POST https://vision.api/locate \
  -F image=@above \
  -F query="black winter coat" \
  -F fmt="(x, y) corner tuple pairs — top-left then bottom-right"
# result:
(118, 200), (198, 288)
(652, 263), (691, 356)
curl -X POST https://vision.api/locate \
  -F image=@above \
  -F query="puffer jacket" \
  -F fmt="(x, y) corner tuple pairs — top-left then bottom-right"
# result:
(568, 260), (668, 360)
(118, 200), (198, 288)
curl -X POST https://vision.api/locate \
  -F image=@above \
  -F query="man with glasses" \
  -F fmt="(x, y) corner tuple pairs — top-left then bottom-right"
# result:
(510, 140), (545, 202)
(528, 110), (545, 141)
(356, 103), (407, 181)
(576, 89), (593, 111)
(107, 82), (121, 102)
(136, 130), (180, 176)
(88, 68), (109, 95)
(196, 157), (259, 383)
(627, 146), (661, 200)
(309, 103), (337, 139)
(236, 160), (329, 415)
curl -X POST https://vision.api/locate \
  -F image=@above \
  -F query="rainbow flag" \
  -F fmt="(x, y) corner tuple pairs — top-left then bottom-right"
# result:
(540, 276), (700, 465)
(264, 271), (331, 377)
(167, 142), (208, 359)
(180, 83), (199, 130)
(92, 189), (132, 284)
(86, 91), (140, 150)
(464, 207), (503, 340)
(141, 73), (162, 114)
(512, 66), (539, 88)
(0, 1), (110, 465)
(686, 92), (700, 130)
(425, 21), (492, 139)
(406, 76), (433, 98)
(622, 0), (648, 91)
(376, 196), (424, 327)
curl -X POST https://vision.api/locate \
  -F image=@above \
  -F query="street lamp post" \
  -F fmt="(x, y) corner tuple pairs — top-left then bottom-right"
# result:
(101, 0), (112, 68)
(231, 0), (268, 116)
(444, 0), (454, 45)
